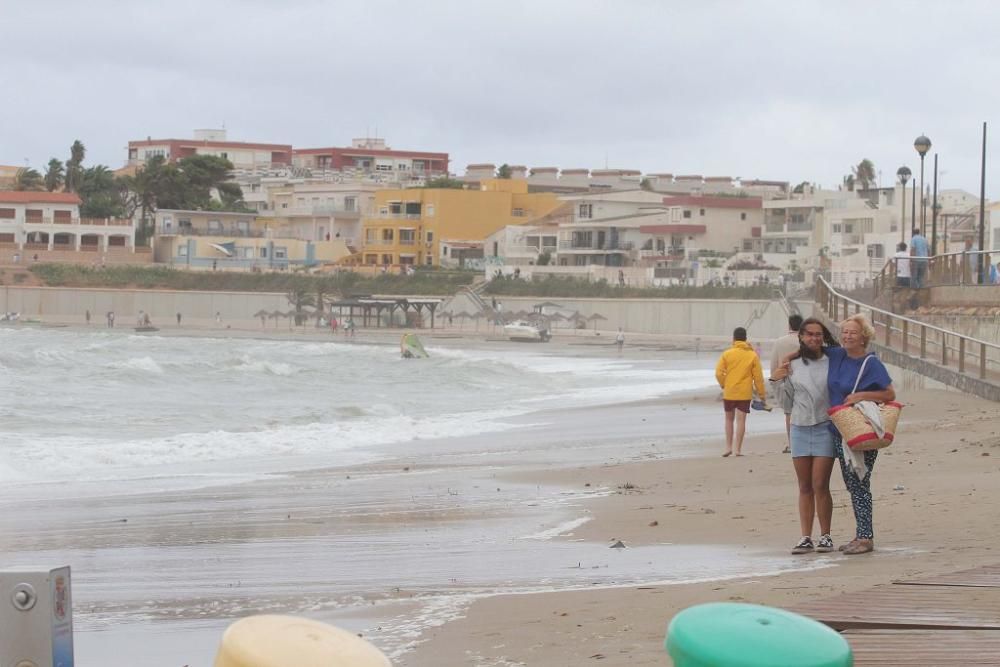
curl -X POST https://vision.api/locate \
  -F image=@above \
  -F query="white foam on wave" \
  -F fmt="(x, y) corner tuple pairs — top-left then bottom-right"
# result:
(521, 516), (592, 540)
(109, 356), (165, 374)
(3, 406), (529, 481)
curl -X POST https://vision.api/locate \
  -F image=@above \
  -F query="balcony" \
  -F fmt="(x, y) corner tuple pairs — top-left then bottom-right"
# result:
(558, 240), (634, 252)
(158, 226), (264, 238)
(20, 217), (133, 227)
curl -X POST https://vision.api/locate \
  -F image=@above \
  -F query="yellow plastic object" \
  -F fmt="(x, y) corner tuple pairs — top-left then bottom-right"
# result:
(214, 615), (391, 667)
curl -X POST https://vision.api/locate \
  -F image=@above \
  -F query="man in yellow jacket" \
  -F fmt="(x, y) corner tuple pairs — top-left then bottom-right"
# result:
(715, 327), (766, 457)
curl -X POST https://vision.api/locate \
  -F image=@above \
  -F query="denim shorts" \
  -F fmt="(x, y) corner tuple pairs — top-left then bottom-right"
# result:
(790, 423), (836, 458)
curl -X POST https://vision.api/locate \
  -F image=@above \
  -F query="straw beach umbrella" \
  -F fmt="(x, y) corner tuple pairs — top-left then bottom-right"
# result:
(269, 310), (284, 328)
(253, 309), (269, 327)
(587, 312), (608, 331)
(453, 311), (470, 329)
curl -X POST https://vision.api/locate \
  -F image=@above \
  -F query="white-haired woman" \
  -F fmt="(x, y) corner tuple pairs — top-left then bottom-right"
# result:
(826, 314), (896, 555)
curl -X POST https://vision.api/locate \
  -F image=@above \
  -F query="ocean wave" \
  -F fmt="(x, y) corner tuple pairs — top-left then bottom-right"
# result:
(108, 356), (165, 374)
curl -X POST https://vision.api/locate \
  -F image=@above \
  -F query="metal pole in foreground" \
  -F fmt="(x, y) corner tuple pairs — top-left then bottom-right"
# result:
(979, 121), (987, 284)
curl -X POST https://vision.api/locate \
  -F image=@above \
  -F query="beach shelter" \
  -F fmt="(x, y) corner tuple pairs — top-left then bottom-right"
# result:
(533, 301), (563, 315)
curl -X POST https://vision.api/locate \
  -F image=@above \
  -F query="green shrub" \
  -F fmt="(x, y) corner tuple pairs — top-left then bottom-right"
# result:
(484, 274), (774, 299)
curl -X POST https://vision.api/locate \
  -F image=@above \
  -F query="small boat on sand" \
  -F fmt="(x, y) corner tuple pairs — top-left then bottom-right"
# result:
(503, 320), (551, 342)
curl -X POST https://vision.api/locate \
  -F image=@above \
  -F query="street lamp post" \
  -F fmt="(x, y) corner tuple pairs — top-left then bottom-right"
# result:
(914, 135), (932, 235)
(896, 166), (911, 243)
(931, 154), (939, 255)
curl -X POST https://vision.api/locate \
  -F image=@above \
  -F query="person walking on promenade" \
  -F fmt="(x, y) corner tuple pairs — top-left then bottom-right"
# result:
(909, 227), (929, 288)
(770, 318), (840, 555)
(85, 309), (91, 326)
(770, 314), (804, 454)
(176, 312), (182, 326)
(826, 314), (895, 555)
(715, 327), (766, 457)
(615, 327), (625, 351)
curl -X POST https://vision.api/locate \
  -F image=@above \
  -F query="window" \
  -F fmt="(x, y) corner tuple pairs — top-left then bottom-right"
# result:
(366, 229), (377, 243)
(382, 229), (394, 241)
(832, 224), (843, 233)
(426, 231), (434, 243)
(177, 245), (188, 257)
(578, 203), (593, 219)
(237, 221), (249, 235)
(426, 256), (433, 266)
(220, 152), (228, 160)
(399, 229), (416, 245)
(381, 253), (393, 264)
(242, 247), (254, 258)
(389, 202), (402, 215)
(740, 212), (747, 221)
(404, 202), (421, 216)
(683, 210), (692, 219)
(379, 207), (388, 217)
(364, 254), (378, 265)
(375, 164), (393, 171)
(443, 247), (449, 256)
(512, 208), (525, 217)
(542, 236), (556, 248)
(274, 247), (287, 259)
(526, 235), (540, 249)
(344, 197), (357, 212)
(208, 220), (222, 233)
(260, 247), (268, 258)
(426, 204), (435, 217)
(699, 209), (705, 216)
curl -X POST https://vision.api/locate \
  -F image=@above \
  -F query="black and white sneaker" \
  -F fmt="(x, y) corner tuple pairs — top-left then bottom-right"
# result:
(815, 534), (834, 553)
(791, 536), (814, 554)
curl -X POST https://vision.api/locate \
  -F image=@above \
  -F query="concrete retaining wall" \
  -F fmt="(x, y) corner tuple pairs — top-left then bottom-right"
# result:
(2, 285), (812, 339)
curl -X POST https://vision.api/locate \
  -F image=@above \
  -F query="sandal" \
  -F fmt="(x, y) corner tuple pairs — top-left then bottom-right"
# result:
(838, 538), (860, 552)
(842, 539), (874, 555)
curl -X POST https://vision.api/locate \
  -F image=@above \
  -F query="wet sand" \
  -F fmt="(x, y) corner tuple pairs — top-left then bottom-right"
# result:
(404, 389), (1000, 666)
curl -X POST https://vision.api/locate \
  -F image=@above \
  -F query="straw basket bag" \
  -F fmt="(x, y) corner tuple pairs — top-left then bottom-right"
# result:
(827, 355), (903, 451)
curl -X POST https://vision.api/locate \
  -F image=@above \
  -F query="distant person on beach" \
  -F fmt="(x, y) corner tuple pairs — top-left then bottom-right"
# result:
(176, 312), (182, 326)
(715, 327), (766, 457)
(615, 327), (625, 350)
(771, 318), (840, 555)
(85, 309), (91, 325)
(215, 311), (222, 326)
(770, 314), (804, 454)
(107, 311), (115, 328)
(893, 242), (911, 287)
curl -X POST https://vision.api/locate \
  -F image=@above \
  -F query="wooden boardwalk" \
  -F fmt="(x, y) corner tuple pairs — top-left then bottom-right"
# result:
(789, 563), (1000, 664)
(844, 629), (1000, 665)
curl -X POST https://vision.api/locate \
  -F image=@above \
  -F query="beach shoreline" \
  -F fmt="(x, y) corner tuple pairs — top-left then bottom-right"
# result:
(401, 388), (1000, 666)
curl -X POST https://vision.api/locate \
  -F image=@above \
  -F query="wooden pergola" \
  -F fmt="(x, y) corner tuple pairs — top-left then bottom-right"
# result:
(328, 296), (441, 329)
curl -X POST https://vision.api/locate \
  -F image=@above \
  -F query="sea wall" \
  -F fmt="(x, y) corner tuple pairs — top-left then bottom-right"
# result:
(1, 285), (811, 339)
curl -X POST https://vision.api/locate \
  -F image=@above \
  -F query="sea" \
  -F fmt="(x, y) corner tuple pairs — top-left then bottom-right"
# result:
(0, 326), (795, 665)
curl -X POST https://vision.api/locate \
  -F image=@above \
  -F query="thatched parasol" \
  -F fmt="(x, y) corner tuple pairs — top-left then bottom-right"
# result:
(587, 312), (608, 330)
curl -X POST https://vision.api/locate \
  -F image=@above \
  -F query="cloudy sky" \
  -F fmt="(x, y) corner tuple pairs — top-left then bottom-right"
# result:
(4, 0), (1000, 196)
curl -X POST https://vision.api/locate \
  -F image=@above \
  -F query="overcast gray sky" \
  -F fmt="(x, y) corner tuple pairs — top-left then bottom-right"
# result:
(4, 0), (1000, 196)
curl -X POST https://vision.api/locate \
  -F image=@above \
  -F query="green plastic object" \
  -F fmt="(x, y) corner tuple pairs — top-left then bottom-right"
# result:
(665, 602), (853, 667)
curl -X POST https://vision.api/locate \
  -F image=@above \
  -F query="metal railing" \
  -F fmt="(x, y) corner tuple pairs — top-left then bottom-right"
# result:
(817, 276), (1000, 381)
(873, 250), (999, 298)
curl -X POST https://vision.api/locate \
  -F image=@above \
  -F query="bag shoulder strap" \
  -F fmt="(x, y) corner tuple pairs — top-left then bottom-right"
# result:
(851, 354), (873, 394)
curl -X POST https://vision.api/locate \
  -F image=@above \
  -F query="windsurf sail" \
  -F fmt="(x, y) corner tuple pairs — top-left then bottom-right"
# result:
(400, 333), (429, 359)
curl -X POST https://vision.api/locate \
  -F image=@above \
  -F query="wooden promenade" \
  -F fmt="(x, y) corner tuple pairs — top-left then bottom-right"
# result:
(790, 565), (1000, 665)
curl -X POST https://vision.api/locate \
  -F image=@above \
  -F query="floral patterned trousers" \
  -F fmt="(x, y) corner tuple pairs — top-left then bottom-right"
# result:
(835, 438), (879, 540)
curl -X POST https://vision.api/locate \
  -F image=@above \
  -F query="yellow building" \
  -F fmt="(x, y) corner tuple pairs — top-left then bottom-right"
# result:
(358, 179), (561, 267)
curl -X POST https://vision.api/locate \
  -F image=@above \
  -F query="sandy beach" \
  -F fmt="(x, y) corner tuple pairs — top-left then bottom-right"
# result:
(404, 387), (1000, 666)
(2, 322), (996, 666)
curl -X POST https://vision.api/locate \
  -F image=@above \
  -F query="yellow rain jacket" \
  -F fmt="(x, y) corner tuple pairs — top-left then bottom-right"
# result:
(715, 341), (766, 401)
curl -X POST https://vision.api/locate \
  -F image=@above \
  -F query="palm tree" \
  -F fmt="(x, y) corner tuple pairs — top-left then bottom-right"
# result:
(852, 159), (876, 191)
(842, 174), (855, 192)
(44, 159), (65, 192)
(64, 140), (86, 192)
(13, 167), (44, 191)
